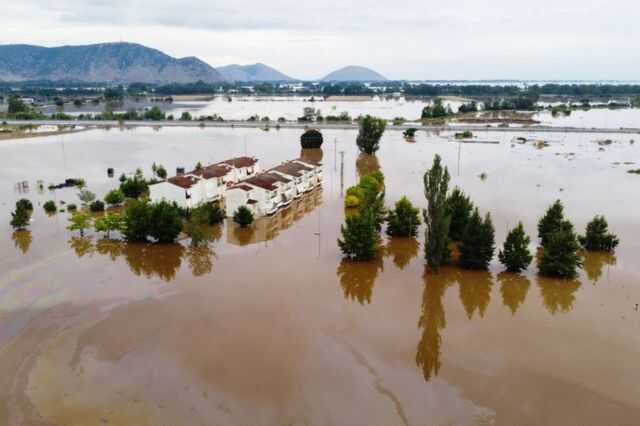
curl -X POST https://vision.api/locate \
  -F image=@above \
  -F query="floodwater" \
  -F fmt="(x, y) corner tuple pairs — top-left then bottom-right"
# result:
(1, 126), (639, 425)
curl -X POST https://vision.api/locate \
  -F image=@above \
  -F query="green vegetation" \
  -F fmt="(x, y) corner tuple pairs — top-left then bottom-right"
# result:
(196, 203), (225, 225)
(423, 155), (451, 271)
(123, 200), (152, 241)
(459, 209), (495, 270)
(551, 104), (572, 116)
(454, 130), (473, 139)
(403, 128), (417, 138)
(344, 195), (360, 208)
(338, 209), (379, 260)
(498, 222), (533, 272)
(421, 98), (453, 119)
(104, 189), (125, 206)
(386, 196), (421, 237)
(94, 212), (123, 238)
(143, 106), (165, 121)
(457, 101), (478, 113)
(16, 199), (33, 212)
(446, 187), (474, 241)
(43, 200), (57, 214)
(67, 211), (93, 237)
(89, 200), (105, 212)
(10, 202), (31, 230)
(77, 189), (96, 205)
(180, 111), (193, 121)
(183, 206), (210, 246)
(122, 200), (182, 243)
(119, 170), (149, 199)
(627, 169), (640, 174)
(356, 115), (386, 155)
(538, 221), (582, 278)
(538, 200), (566, 247)
(579, 215), (619, 252)
(233, 206), (254, 228)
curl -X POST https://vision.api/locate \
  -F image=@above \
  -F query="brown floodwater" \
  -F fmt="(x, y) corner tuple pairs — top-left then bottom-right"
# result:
(1, 126), (639, 425)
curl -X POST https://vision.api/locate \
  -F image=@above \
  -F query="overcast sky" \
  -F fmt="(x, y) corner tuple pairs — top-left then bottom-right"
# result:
(2, 0), (639, 80)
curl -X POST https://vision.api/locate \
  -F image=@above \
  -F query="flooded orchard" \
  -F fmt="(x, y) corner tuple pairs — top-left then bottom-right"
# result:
(1, 126), (639, 425)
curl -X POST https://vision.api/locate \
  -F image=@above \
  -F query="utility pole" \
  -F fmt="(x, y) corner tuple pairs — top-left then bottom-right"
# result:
(339, 151), (345, 197)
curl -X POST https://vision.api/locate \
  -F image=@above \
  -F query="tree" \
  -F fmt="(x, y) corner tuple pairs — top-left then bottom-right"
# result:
(89, 200), (105, 212)
(459, 209), (495, 270)
(155, 165), (168, 180)
(94, 212), (123, 238)
(338, 209), (379, 261)
(16, 199), (33, 212)
(149, 201), (183, 243)
(183, 207), (209, 246)
(356, 115), (386, 155)
(386, 196), (421, 237)
(538, 200), (565, 247)
(499, 222), (533, 272)
(144, 106), (165, 120)
(579, 215), (619, 252)
(538, 221), (582, 278)
(446, 187), (474, 241)
(119, 173), (149, 199)
(197, 203), (225, 225)
(104, 189), (125, 206)
(123, 199), (152, 242)
(78, 189), (96, 205)
(10, 205), (31, 230)
(180, 111), (193, 121)
(8, 96), (28, 115)
(67, 211), (93, 237)
(423, 155), (451, 271)
(233, 206), (254, 228)
(43, 200), (57, 214)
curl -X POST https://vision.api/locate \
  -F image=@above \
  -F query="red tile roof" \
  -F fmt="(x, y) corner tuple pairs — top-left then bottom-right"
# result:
(190, 164), (232, 179)
(270, 161), (312, 177)
(243, 174), (282, 191)
(230, 184), (254, 192)
(168, 175), (199, 189)
(222, 156), (258, 168)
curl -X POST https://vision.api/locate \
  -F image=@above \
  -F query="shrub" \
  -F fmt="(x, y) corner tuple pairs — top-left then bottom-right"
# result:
(94, 212), (123, 238)
(78, 189), (96, 205)
(446, 187), (474, 241)
(119, 172), (149, 199)
(104, 189), (125, 206)
(89, 200), (105, 212)
(459, 209), (495, 270)
(123, 199), (153, 242)
(233, 206), (254, 228)
(346, 186), (365, 203)
(338, 209), (379, 260)
(386, 196), (421, 237)
(538, 221), (582, 278)
(356, 115), (386, 155)
(579, 215), (619, 252)
(204, 203), (226, 225)
(67, 211), (93, 237)
(10, 205), (31, 230)
(498, 222), (533, 272)
(423, 155), (451, 271)
(538, 200), (566, 247)
(16, 199), (33, 211)
(43, 200), (57, 214)
(403, 128), (417, 138)
(67, 204), (78, 211)
(184, 206), (210, 246)
(345, 195), (361, 208)
(149, 201), (183, 243)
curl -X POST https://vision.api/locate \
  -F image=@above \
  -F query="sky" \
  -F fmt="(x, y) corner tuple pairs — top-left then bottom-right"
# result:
(2, 0), (640, 80)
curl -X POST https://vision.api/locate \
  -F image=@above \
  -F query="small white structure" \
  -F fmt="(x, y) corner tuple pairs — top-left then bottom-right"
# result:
(225, 158), (322, 217)
(149, 156), (259, 208)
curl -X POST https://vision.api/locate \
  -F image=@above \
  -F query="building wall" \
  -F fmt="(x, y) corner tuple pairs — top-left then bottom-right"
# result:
(149, 182), (190, 208)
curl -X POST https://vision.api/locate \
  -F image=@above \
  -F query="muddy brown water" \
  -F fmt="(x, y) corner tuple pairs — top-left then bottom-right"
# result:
(1, 127), (639, 425)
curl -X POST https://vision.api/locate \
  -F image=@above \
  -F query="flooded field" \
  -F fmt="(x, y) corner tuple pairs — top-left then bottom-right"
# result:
(1, 126), (639, 425)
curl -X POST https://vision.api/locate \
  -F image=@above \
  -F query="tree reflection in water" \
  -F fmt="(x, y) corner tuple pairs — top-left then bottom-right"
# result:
(68, 237), (95, 258)
(497, 272), (531, 315)
(187, 245), (214, 277)
(356, 153), (381, 179)
(458, 269), (493, 319)
(12, 230), (32, 254)
(337, 257), (384, 305)
(582, 251), (616, 284)
(416, 269), (454, 381)
(538, 277), (581, 315)
(300, 148), (323, 165)
(383, 237), (420, 270)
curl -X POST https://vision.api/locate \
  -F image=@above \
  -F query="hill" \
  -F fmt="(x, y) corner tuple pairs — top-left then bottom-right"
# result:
(321, 66), (387, 82)
(0, 42), (224, 83)
(217, 63), (294, 81)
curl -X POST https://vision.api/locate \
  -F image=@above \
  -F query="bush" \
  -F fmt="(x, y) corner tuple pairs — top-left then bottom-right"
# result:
(78, 189), (96, 205)
(538, 200), (566, 247)
(498, 222), (533, 272)
(149, 201), (183, 243)
(94, 212), (123, 238)
(104, 189), (125, 206)
(119, 173), (149, 199)
(43, 200), (57, 214)
(10, 205), (31, 230)
(89, 200), (105, 212)
(459, 209), (495, 270)
(446, 187), (474, 241)
(338, 209), (379, 260)
(16, 199), (33, 211)
(67, 204), (78, 211)
(191, 203), (225, 225)
(345, 195), (360, 208)
(123, 199), (153, 242)
(579, 215), (619, 252)
(538, 221), (582, 278)
(386, 196), (421, 237)
(356, 115), (387, 155)
(184, 206), (210, 246)
(67, 211), (93, 237)
(233, 206), (254, 228)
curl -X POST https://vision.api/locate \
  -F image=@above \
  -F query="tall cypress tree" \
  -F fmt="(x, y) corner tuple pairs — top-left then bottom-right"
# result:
(423, 155), (451, 271)
(538, 200), (565, 247)
(459, 209), (495, 270)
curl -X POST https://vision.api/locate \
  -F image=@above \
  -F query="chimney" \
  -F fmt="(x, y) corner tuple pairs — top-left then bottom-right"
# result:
(176, 167), (185, 176)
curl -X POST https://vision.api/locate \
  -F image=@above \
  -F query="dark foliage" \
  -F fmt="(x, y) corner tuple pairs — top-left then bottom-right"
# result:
(579, 215), (619, 252)
(446, 187), (474, 241)
(498, 222), (533, 272)
(538, 221), (583, 278)
(459, 209), (495, 270)
(233, 206), (254, 228)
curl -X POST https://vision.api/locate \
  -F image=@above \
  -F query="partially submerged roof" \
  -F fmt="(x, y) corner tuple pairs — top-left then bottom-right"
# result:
(167, 175), (200, 189)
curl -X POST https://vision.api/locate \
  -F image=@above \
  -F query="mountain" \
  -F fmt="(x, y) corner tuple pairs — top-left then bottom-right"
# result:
(217, 63), (295, 81)
(321, 66), (388, 82)
(0, 42), (224, 83)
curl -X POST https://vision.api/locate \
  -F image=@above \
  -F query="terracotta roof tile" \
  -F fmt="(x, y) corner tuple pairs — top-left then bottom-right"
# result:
(167, 175), (199, 189)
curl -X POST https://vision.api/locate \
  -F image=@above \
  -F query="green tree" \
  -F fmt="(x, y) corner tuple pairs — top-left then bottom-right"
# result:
(10, 205), (31, 230)
(123, 199), (152, 242)
(183, 206), (210, 246)
(149, 201), (183, 243)
(16, 199), (34, 212)
(459, 209), (495, 270)
(233, 206), (254, 228)
(498, 222), (533, 272)
(144, 106), (165, 120)
(197, 203), (225, 225)
(356, 115), (386, 155)
(446, 187), (474, 241)
(386, 196), (421, 237)
(94, 212), (123, 238)
(119, 173), (149, 199)
(338, 209), (379, 261)
(423, 155), (451, 271)
(538, 221), (582, 278)
(155, 164), (168, 180)
(579, 215), (619, 252)
(180, 111), (193, 121)
(104, 189), (125, 206)
(43, 200), (57, 214)
(67, 211), (93, 237)
(538, 200), (566, 247)
(90, 200), (105, 212)
(78, 189), (96, 205)
(8, 96), (28, 115)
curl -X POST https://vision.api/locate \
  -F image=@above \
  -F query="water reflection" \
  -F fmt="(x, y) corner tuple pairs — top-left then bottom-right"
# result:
(299, 148), (323, 165)
(337, 256), (384, 305)
(498, 272), (531, 315)
(458, 270), (493, 319)
(186, 245), (215, 276)
(582, 251), (616, 284)
(356, 153), (380, 178)
(227, 188), (322, 246)
(383, 238), (420, 270)
(12, 230), (32, 254)
(123, 243), (185, 282)
(68, 237), (95, 258)
(538, 277), (581, 315)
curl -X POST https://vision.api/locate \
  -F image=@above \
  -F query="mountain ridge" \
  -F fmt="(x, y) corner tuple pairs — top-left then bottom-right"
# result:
(217, 63), (295, 81)
(321, 66), (387, 82)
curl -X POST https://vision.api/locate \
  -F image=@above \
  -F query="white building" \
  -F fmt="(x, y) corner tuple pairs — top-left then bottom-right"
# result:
(149, 157), (259, 208)
(225, 159), (322, 217)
